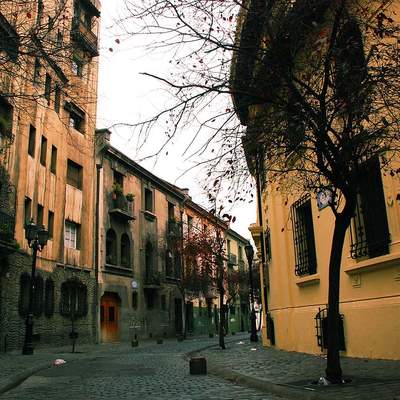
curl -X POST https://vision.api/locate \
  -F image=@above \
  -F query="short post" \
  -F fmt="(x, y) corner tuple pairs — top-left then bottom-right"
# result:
(189, 357), (207, 375)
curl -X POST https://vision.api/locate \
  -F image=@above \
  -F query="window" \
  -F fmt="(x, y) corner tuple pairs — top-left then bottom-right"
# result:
(113, 170), (124, 190)
(265, 227), (272, 262)
(168, 202), (175, 221)
(50, 145), (57, 174)
(24, 197), (32, 224)
(238, 246), (243, 262)
(18, 273), (30, 316)
(350, 157), (390, 259)
(72, 57), (84, 77)
(105, 229), (117, 265)
(28, 125), (36, 156)
(166, 249), (173, 277)
(60, 279), (88, 318)
(120, 233), (130, 266)
(69, 110), (84, 133)
(65, 220), (80, 249)
(161, 295), (166, 311)
(0, 97), (12, 137)
(36, 0), (43, 24)
(54, 85), (61, 113)
(132, 292), (138, 309)
(145, 241), (154, 280)
(56, 30), (63, 47)
(66, 159), (83, 189)
(33, 58), (41, 84)
(44, 279), (55, 317)
(291, 195), (317, 276)
(187, 215), (193, 232)
(40, 136), (47, 166)
(144, 188), (153, 212)
(227, 239), (231, 255)
(44, 73), (51, 105)
(48, 211), (54, 239)
(32, 275), (44, 317)
(37, 204), (44, 226)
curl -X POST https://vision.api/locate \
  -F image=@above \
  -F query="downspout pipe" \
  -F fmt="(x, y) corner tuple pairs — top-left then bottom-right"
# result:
(255, 150), (271, 345)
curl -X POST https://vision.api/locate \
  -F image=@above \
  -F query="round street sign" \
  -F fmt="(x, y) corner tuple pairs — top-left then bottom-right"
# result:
(131, 280), (138, 289)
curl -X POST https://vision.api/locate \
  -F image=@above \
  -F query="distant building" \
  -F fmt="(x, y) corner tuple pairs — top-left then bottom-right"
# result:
(95, 129), (251, 342)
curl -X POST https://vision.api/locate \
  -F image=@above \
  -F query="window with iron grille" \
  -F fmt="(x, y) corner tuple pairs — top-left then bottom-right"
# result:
(350, 157), (390, 259)
(60, 279), (88, 318)
(291, 195), (317, 276)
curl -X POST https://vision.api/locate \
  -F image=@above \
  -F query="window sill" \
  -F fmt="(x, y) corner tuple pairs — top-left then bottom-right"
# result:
(295, 273), (320, 287)
(344, 252), (400, 275)
(143, 210), (157, 221)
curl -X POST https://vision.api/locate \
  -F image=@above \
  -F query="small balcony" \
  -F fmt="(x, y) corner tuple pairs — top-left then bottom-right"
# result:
(143, 270), (161, 289)
(108, 192), (134, 221)
(71, 17), (98, 57)
(80, 0), (101, 17)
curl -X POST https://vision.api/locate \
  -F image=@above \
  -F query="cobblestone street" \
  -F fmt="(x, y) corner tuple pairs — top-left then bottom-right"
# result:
(0, 336), (282, 400)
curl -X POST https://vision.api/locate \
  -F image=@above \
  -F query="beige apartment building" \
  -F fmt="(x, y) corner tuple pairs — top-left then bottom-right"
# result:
(0, 0), (101, 351)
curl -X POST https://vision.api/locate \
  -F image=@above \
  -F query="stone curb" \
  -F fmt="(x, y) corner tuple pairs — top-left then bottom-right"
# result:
(0, 362), (51, 396)
(206, 364), (322, 400)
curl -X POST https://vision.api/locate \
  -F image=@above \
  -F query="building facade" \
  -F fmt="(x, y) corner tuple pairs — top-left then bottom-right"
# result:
(232, 0), (400, 360)
(96, 129), (251, 342)
(0, 0), (101, 351)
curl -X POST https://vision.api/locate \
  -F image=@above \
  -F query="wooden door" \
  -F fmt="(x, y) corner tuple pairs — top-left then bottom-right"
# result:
(101, 293), (120, 342)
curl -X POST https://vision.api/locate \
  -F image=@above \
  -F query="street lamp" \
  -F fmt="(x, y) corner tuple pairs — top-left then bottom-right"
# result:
(245, 241), (258, 342)
(22, 219), (48, 355)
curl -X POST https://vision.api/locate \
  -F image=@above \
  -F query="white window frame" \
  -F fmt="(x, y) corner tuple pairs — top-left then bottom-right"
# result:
(65, 221), (77, 249)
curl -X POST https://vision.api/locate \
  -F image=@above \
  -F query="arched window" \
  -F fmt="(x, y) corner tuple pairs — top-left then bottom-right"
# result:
(18, 273), (30, 317)
(32, 275), (44, 317)
(60, 278), (88, 318)
(145, 241), (153, 279)
(106, 228), (117, 265)
(19, 273), (44, 317)
(44, 278), (55, 317)
(121, 234), (130, 266)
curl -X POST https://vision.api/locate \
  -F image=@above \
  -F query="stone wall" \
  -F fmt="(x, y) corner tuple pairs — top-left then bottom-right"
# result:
(0, 251), (96, 352)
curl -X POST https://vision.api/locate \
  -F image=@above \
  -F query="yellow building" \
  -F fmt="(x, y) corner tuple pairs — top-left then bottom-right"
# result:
(0, 0), (101, 351)
(232, 0), (400, 360)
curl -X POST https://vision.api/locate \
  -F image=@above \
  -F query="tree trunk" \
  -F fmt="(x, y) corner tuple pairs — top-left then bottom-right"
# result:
(325, 211), (352, 383)
(218, 287), (226, 349)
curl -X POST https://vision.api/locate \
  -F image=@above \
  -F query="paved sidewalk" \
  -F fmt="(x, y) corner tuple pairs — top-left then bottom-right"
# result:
(197, 338), (400, 400)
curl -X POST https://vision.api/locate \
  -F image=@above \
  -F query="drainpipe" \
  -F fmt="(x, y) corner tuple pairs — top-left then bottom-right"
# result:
(255, 150), (271, 345)
(94, 162), (102, 344)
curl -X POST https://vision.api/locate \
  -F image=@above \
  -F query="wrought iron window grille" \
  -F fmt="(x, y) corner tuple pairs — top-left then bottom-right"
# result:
(291, 194), (317, 276)
(315, 306), (346, 352)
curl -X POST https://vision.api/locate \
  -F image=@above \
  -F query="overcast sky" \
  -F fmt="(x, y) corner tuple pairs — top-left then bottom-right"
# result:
(96, 2), (256, 239)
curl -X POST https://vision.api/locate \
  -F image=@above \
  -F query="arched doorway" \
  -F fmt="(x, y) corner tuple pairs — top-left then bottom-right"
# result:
(100, 292), (121, 342)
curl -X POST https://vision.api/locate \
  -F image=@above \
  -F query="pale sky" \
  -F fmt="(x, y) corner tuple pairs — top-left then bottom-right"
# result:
(96, 2), (256, 239)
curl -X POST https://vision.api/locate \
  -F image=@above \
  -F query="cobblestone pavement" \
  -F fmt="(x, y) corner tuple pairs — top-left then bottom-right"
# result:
(199, 338), (400, 400)
(0, 335), (284, 400)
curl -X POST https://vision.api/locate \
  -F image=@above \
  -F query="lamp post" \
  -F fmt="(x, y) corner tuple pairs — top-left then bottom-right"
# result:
(22, 219), (48, 355)
(245, 241), (258, 342)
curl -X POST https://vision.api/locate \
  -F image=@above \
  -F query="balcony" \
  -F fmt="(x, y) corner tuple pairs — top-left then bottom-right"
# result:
(80, 0), (101, 17)
(71, 17), (98, 57)
(104, 263), (133, 277)
(143, 270), (161, 289)
(108, 192), (134, 221)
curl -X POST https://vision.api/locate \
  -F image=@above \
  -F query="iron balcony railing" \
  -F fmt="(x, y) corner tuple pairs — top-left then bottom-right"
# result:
(71, 17), (98, 57)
